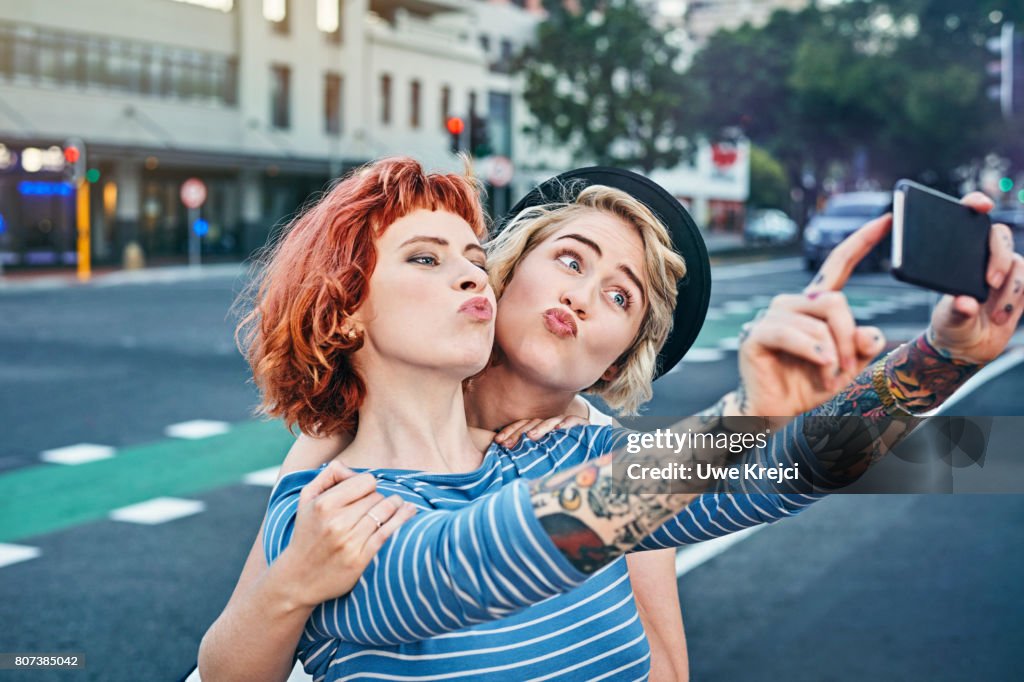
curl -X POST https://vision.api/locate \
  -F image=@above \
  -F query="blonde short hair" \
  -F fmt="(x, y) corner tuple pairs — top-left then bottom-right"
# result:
(487, 184), (687, 415)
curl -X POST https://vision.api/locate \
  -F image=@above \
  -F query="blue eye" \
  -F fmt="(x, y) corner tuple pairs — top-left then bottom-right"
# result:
(557, 251), (582, 272)
(410, 255), (438, 266)
(610, 289), (634, 310)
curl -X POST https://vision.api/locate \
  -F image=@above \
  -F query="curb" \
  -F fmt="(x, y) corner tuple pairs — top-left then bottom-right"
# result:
(0, 263), (248, 293)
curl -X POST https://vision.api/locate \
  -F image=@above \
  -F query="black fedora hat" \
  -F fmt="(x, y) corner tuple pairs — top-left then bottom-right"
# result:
(500, 167), (711, 379)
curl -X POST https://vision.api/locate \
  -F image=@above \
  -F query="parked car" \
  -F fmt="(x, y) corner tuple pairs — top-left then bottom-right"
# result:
(803, 191), (892, 271)
(744, 209), (798, 245)
(991, 207), (1024, 256)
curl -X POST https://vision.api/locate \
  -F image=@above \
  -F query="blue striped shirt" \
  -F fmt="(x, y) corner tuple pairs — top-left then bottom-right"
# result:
(264, 421), (824, 680)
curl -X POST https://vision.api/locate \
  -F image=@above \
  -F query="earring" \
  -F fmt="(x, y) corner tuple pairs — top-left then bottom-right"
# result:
(346, 329), (358, 340)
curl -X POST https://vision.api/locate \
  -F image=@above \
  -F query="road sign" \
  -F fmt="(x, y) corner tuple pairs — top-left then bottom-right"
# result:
(180, 178), (207, 209)
(193, 218), (209, 237)
(485, 155), (514, 188)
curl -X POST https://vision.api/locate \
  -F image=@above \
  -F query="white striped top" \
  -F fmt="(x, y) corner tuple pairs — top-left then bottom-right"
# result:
(264, 422), (824, 680)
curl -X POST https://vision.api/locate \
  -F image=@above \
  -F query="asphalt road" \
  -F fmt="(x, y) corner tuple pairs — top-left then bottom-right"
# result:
(0, 258), (1021, 681)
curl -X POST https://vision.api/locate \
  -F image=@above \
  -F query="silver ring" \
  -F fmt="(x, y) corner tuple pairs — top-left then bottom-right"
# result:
(366, 510), (384, 529)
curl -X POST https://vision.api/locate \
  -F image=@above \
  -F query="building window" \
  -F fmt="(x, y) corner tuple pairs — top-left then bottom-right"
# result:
(318, 0), (342, 43)
(325, 72), (342, 135)
(0, 21), (238, 105)
(380, 73), (391, 125)
(410, 79), (421, 129)
(440, 85), (451, 126)
(270, 64), (291, 129)
(264, 0), (289, 34)
(479, 34), (491, 53)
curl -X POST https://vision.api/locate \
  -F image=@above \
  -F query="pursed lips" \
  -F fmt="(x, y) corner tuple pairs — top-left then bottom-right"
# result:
(458, 296), (493, 321)
(542, 308), (578, 338)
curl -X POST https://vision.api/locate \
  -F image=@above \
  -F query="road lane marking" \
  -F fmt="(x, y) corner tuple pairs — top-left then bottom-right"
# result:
(109, 497), (206, 525)
(675, 526), (765, 577)
(40, 444), (115, 466)
(722, 300), (754, 314)
(718, 337), (740, 351)
(930, 346), (1024, 416)
(244, 466), (281, 487)
(165, 420), (231, 439)
(0, 543), (40, 569)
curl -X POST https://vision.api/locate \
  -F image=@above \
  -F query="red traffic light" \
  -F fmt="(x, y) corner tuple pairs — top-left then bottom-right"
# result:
(64, 146), (81, 164)
(446, 116), (465, 136)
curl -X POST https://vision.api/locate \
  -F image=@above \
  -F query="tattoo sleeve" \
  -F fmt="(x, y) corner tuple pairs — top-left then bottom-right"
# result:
(528, 413), (769, 573)
(812, 332), (982, 420)
(803, 331), (982, 480)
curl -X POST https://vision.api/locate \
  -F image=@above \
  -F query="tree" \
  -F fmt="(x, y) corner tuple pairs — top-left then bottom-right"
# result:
(748, 146), (790, 210)
(686, 0), (1014, 195)
(518, 0), (701, 172)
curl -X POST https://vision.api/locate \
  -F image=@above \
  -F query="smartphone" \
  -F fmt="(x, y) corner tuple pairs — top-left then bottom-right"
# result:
(891, 179), (991, 302)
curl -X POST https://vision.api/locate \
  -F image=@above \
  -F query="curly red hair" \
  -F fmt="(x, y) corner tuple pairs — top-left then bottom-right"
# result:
(236, 157), (486, 436)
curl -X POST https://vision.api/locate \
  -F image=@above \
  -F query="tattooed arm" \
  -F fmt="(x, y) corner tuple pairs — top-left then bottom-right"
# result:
(812, 332), (982, 418)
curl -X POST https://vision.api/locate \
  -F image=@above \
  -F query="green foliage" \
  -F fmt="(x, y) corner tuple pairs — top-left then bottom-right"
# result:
(749, 146), (790, 210)
(518, 0), (701, 172)
(686, 0), (1016, 190)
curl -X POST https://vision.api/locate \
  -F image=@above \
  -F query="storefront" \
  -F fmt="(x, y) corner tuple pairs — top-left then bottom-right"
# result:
(0, 141), (77, 267)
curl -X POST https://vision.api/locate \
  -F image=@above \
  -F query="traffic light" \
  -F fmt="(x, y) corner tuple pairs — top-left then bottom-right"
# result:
(987, 23), (1023, 119)
(63, 138), (87, 183)
(469, 113), (490, 158)
(446, 116), (464, 155)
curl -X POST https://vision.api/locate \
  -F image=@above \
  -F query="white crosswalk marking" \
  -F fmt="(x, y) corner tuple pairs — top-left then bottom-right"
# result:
(722, 300), (754, 314)
(244, 466), (281, 487)
(0, 543), (41, 569)
(109, 497), (206, 525)
(682, 348), (727, 363)
(718, 337), (741, 351)
(164, 420), (231, 439)
(40, 443), (115, 465)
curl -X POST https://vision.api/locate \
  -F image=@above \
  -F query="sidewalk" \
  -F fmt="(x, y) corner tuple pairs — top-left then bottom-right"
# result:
(0, 262), (247, 292)
(702, 231), (801, 262)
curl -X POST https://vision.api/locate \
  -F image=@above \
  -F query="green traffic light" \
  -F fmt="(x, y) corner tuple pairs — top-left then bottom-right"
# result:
(86, 168), (100, 183)
(998, 177), (1014, 192)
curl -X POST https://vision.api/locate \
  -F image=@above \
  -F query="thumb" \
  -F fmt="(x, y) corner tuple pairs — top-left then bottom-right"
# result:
(854, 326), (886, 364)
(300, 460), (358, 503)
(952, 295), (980, 319)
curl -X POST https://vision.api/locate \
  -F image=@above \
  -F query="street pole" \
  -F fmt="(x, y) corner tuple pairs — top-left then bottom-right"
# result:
(188, 207), (200, 269)
(77, 178), (91, 282)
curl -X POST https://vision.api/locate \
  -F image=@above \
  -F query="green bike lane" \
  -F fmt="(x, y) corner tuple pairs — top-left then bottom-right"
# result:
(0, 420), (294, 544)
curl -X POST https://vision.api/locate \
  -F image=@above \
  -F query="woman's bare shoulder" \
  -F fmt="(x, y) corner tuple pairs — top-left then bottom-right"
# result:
(279, 431), (352, 479)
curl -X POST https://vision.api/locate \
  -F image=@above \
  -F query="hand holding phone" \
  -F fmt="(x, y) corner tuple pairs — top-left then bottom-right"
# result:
(894, 185), (1024, 368)
(891, 179), (991, 302)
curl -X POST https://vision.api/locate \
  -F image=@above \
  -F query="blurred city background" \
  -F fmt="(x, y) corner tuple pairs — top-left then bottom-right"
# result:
(1, 1), (1023, 680)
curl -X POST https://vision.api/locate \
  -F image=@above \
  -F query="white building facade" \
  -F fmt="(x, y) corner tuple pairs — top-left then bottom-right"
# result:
(0, 0), (516, 267)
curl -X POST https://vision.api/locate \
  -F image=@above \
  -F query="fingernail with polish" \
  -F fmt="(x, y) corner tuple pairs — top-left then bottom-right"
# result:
(808, 292), (820, 300)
